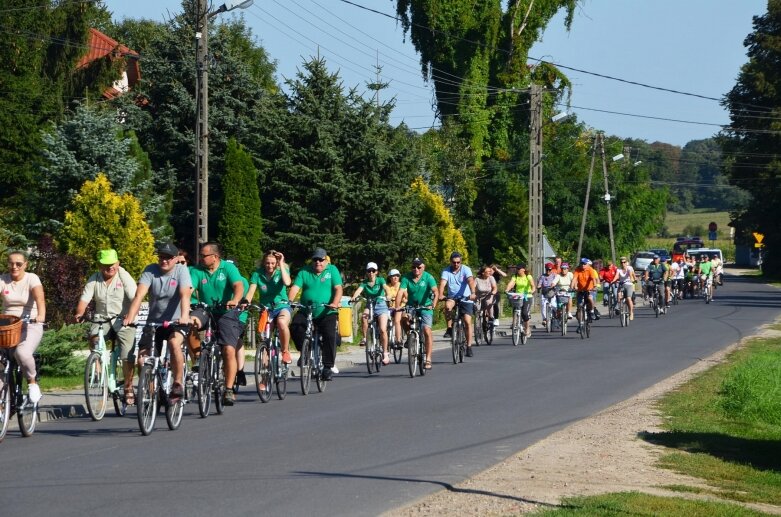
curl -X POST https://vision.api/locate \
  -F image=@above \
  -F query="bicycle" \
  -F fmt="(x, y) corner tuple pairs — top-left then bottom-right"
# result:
(354, 297), (383, 374)
(575, 293), (592, 339)
(0, 316), (42, 441)
(473, 296), (494, 346)
(132, 321), (191, 436)
(193, 304), (225, 418)
(388, 303), (406, 364)
(671, 280), (681, 306)
(507, 292), (530, 346)
(648, 281), (665, 317)
(446, 296), (469, 363)
(617, 284), (631, 328)
(83, 315), (135, 420)
(541, 289), (555, 333)
(290, 302), (329, 395)
(251, 303), (290, 402)
(403, 305), (430, 378)
(702, 274), (713, 304)
(554, 290), (570, 336)
(603, 282), (617, 319)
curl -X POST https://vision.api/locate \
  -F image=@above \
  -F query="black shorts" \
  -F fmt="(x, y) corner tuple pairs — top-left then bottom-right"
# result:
(138, 326), (187, 355)
(449, 299), (474, 316)
(217, 310), (246, 348)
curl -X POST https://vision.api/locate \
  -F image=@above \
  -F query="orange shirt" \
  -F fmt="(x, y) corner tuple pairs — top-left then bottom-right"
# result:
(572, 265), (596, 291)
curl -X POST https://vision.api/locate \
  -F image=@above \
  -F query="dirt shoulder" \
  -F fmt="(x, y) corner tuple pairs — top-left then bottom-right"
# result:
(386, 315), (781, 516)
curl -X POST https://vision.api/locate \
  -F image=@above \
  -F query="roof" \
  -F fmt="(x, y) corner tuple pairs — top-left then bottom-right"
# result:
(76, 28), (141, 99)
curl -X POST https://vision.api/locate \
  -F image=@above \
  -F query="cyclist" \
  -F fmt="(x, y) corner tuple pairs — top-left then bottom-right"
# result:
(394, 257), (439, 370)
(189, 242), (247, 406)
(386, 269), (404, 348)
(351, 262), (392, 365)
(74, 249), (138, 405)
(246, 250), (293, 367)
(660, 257), (672, 307)
(598, 260), (618, 310)
(439, 252), (477, 357)
(288, 247), (343, 382)
(615, 257), (636, 321)
(490, 264), (507, 326)
(505, 264), (535, 338)
(670, 258), (685, 301)
(712, 253), (723, 291)
(644, 255), (668, 310)
(475, 265), (498, 330)
(536, 262), (559, 328)
(699, 255), (714, 298)
(0, 250), (46, 404)
(571, 258), (597, 331)
(557, 262), (575, 319)
(124, 243), (192, 403)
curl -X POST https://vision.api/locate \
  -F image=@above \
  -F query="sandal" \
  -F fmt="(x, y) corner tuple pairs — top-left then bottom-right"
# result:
(424, 360), (432, 370)
(382, 352), (390, 365)
(125, 389), (135, 406)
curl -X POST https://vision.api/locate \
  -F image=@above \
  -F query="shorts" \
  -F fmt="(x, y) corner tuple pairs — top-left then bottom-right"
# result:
(138, 326), (187, 356)
(575, 291), (591, 306)
(419, 311), (433, 329)
(270, 306), (292, 321)
(90, 321), (136, 362)
(217, 310), (246, 348)
(449, 298), (474, 316)
(366, 300), (390, 317)
(621, 283), (634, 299)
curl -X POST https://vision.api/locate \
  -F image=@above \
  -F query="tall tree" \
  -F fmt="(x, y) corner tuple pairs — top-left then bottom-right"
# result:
(722, 0), (781, 272)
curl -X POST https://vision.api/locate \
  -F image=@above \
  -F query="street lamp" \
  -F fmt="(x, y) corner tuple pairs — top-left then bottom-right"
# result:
(194, 0), (254, 257)
(603, 153), (622, 264)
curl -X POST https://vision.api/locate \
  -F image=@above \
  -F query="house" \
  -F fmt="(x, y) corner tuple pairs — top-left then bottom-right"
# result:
(76, 28), (140, 99)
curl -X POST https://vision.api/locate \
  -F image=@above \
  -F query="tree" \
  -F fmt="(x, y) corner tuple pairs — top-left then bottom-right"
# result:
(30, 235), (89, 329)
(409, 176), (468, 271)
(218, 139), (262, 277)
(722, 1), (781, 272)
(60, 173), (156, 278)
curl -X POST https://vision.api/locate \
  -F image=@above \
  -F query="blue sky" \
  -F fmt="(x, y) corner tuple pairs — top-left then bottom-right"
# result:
(104, 0), (766, 147)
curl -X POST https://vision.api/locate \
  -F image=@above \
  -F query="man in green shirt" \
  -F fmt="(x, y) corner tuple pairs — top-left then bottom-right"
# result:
(190, 242), (246, 406)
(288, 247), (343, 381)
(394, 257), (439, 370)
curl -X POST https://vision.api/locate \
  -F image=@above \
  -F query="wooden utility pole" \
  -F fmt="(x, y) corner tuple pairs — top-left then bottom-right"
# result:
(194, 0), (210, 256)
(528, 83), (543, 278)
(576, 134), (598, 261)
(600, 136), (617, 264)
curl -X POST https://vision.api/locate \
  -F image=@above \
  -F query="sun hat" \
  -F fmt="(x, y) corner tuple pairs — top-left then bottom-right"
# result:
(97, 249), (119, 265)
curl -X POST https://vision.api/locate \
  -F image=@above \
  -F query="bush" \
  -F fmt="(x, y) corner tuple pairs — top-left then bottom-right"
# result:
(719, 350), (781, 426)
(31, 235), (89, 329)
(681, 224), (706, 237)
(37, 323), (88, 377)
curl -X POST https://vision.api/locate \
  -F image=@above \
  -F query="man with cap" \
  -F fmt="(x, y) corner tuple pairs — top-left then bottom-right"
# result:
(395, 257), (439, 369)
(288, 247), (343, 381)
(439, 251), (477, 356)
(572, 258), (597, 330)
(124, 243), (193, 403)
(189, 242), (248, 405)
(350, 261), (393, 364)
(75, 249), (138, 404)
(644, 255), (669, 309)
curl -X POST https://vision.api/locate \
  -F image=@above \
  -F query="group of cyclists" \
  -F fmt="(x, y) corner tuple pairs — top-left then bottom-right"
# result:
(0, 243), (724, 423)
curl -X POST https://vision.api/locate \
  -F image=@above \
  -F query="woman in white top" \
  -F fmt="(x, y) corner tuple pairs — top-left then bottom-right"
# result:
(616, 256), (636, 320)
(474, 266), (498, 326)
(0, 250), (46, 403)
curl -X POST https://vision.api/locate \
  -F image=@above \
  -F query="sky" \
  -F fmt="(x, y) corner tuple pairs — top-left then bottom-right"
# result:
(103, 0), (768, 147)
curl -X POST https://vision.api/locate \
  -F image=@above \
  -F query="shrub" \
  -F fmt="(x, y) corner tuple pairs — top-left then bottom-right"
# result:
(30, 235), (89, 329)
(37, 323), (88, 377)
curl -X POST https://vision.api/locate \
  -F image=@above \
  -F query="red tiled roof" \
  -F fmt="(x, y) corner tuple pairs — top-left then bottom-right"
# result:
(76, 28), (141, 99)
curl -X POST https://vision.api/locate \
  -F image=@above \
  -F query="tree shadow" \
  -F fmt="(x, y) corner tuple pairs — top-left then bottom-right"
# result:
(640, 430), (781, 472)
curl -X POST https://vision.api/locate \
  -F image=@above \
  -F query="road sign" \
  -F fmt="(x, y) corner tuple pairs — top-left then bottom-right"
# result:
(708, 221), (718, 232)
(753, 232), (765, 244)
(708, 231), (717, 241)
(755, 242), (765, 248)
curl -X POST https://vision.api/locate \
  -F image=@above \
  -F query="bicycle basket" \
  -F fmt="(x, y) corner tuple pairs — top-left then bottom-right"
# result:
(0, 315), (22, 348)
(556, 293), (570, 305)
(542, 287), (555, 299)
(509, 296), (525, 309)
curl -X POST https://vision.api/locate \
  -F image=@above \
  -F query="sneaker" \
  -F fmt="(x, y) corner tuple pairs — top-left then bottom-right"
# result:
(568, 313), (574, 320)
(223, 388), (235, 406)
(465, 347), (473, 357)
(331, 365), (339, 374)
(236, 370), (247, 386)
(493, 319), (499, 328)
(28, 383), (42, 404)
(443, 328), (453, 339)
(297, 357), (302, 367)
(282, 351), (293, 364)
(169, 382), (184, 403)
(321, 368), (333, 381)
(258, 383), (266, 392)
(541, 320), (547, 327)
(629, 312), (634, 321)
(359, 339), (366, 347)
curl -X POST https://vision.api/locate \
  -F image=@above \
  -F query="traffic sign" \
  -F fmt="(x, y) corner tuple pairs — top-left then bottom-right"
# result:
(708, 221), (718, 232)
(753, 232), (765, 244)
(755, 242), (765, 248)
(708, 231), (717, 241)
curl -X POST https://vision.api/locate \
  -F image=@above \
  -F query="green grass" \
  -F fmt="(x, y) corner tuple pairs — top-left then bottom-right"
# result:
(665, 210), (731, 237)
(642, 336), (781, 505)
(39, 374), (83, 391)
(532, 492), (768, 516)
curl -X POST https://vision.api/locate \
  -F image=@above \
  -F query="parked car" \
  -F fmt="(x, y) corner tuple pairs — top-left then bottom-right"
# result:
(632, 251), (656, 274)
(648, 248), (671, 262)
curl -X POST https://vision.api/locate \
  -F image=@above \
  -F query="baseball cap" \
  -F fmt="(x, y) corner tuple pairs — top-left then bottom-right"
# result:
(653, 254), (660, 259)
(580, 257), (589, 264)
(311, 247), (327, 260)
(411, 257), (424, 267)
(157, 243), (179, 257)
(389, 268), (400, 276)
(561, 262), (570, 269)
(661, 257), (668, 262)
(366, 262), (378, 271)
(97, 249), (118, 265)
(545, 262), (554, 270)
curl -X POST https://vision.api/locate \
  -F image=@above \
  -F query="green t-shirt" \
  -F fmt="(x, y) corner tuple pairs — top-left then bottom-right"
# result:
(190, 261), (247, 322)
(400, 271), (437, 314)
(293, 263), (343, 319)
(188, 265), (199, 304)
(511, 274), (534, 295)
(360, 277), (387, 301)
(249, 267), (290, 308)
(699, 261), (713, 276)
(647, 263), (666, 282)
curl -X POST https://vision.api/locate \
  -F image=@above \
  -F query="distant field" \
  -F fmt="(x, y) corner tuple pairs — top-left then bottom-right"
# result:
(664, 210), (731, 238)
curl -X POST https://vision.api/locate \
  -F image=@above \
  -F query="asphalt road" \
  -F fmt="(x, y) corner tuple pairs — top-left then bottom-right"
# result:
(1, 272), (779, 517)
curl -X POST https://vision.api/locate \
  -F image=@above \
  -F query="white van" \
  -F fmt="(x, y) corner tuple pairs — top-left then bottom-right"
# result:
(686, 248), (723, 263)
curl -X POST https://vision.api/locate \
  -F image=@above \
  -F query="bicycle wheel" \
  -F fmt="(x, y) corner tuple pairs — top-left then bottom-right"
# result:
(511, 312), (521, 346)
(473, 311), (483, 346)
(299, 338), (312, 395)
(450, 323), (459, 363)
(275, 355), (288, 401)
(418, 339), (427, 376)
(457, 323), (465, 362)
(392, 338), (403, 364)
(561, 308), (567, 336)
(255, 342), (272, 402)
(137, 364), (158, 436)
(17, 394), (37, 437)
(111, 352), (127, 417)
(165, 395), (184, 431)
(214, 353), (225, 414)
(407, 332), (418, 378)
(579, 307), (586, 340)
(585, 318), (591, 339)
(545, 305), (553, 333)
(521, 323), (528, 345)
(365, 323), (375, 374)
(619, 300), (627, 328)
(197, 350), (212, 418)
(315, 346), (327, 393)
(0, 378), (9, 442)
(484, 317), (494, 345)
(84, 352), (108, 421)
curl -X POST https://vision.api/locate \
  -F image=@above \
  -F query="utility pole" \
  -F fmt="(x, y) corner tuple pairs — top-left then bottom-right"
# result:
(600, 136), (617, 264)
(528, 83), (543, 278)
(576, 134), (598, 260)
(194, 0), (210, 257)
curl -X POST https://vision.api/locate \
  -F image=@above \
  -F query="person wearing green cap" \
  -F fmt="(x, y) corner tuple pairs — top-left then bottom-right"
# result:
(74, 249), (138, 404)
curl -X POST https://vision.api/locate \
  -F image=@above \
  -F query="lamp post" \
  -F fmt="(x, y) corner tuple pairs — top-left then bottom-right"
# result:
(194, 0), (254, 256)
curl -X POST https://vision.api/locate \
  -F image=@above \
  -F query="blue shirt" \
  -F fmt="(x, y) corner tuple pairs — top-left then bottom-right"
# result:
(440, 265), (474, 299)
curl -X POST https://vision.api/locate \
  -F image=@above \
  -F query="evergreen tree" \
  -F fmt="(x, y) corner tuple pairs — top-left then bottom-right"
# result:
(218, 139), (262, 277)
(409, 176), (468, 271)
(60, 173), (156, 278)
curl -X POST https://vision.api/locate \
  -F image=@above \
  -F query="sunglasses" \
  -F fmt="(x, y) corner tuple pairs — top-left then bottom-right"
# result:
(7, 261), (24, 267)
(451, 261), (461, 265)
(313, 257), (326, 263)
(366, 269), (377, 273)
(413, 265), (423, 270)
(159, 255), (175, 262)
(199, 253), (215, 259)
